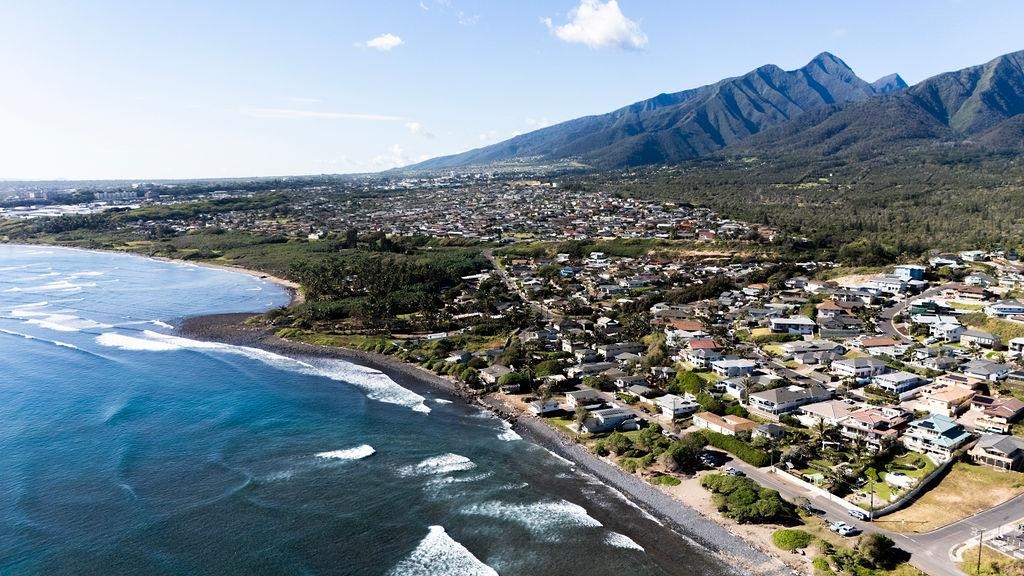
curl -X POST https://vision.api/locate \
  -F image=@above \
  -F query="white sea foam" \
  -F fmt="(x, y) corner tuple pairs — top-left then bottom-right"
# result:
(90, 330), (431, 413)
(21, 312), (112, 332)
(150, 320), (174, 329)
(605, 532), (645, 552)
(459, 499), (602, 541)
(315, 445), (376, 461)
(96, 333), (183, 352)
(433, 398), (453, 404)
(10, 301), (48, 309)
(541, 447), (574, 467)
(497, 421), (521, 442)
(311, 358), (430, 414)
(387, 526), (499, 576)
(399, 453), (476, 477)
(9, 280), (95, 293)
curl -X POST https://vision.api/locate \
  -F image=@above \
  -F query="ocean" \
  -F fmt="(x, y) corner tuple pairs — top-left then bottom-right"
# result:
(0, 245), (741, 575)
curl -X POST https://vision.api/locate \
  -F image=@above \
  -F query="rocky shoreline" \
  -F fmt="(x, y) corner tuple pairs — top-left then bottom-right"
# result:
(178, 312), (793, 576)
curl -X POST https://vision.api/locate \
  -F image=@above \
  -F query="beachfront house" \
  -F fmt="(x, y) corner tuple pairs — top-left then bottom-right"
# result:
(565, 388), (605, 410)
(692, 412), (757, 436)
(655, 394), (701, 419)
(580, 406), (636, 434)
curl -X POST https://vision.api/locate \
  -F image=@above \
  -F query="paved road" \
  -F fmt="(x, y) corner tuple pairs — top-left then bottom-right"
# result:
(720, 450), (1024, 576)
(877, 284), (946, 342)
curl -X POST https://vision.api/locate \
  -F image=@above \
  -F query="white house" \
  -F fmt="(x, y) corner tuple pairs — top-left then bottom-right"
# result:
(747, 384), (832, 416)
(873, 371), (927, 398)
(831, 357), (889, 379)
(656, 394), (700, 419)
(710, 358), (758, 378)
(985, 300), (1024, 318)
(769, 316), (816, 335)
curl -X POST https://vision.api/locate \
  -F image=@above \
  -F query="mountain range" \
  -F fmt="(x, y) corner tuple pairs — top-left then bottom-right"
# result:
(407, 49), (1024, 171)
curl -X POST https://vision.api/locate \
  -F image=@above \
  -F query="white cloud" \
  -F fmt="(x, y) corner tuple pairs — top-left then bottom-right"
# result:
(240, 107), (403, 121)
(526, 117), (551, 130)
(355, 33), (404, 51)
(372, 143), (410, 168)
(419, 1), (429, 10)
(457, 11), (480, 26)
(478, 130), (499, 142)
(405, 121), (435, 138)
(544, 0), (647, 50)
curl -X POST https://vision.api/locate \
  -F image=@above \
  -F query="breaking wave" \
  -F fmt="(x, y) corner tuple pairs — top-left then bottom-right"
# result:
(605, 531), (645, 551)
(387, 526), (499, 576)
(459, 499), (602, 541)
(398, 454), (476, 477)
(315, 445), (376, 461)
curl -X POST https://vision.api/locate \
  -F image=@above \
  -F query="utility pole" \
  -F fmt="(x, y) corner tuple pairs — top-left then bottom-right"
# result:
(975, 528), (984, 575)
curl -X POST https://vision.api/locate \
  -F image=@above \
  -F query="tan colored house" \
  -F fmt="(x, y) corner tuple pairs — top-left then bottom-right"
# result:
(693, 412), (757, 436)
(970, 435), (1024, 471)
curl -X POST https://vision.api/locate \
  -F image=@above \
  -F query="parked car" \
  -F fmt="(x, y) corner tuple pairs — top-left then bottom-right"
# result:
(724, 466), (745, 477)
(837, 525), (861, 537)
(800, 503), (825, 516)
(848, 508), (871, 521)
(829, 521), (851, 533)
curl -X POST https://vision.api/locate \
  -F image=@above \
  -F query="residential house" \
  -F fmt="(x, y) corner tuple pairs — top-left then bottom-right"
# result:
(797, 399), (854, 428)
(753, 423), (788, 441)
(721, 375), (783, 400)
(893, 265), (926, 281)
(1009, 337), (1024, 356)
(692, 412), (758, 436)
(567, 361), (618, 378)
(614, 374), (649, 390)
(747, 384), (832, 416)
(960, 330), (1001, 349)
(480, 364), (513, 385)
(839, 406), (911, 450)
(962, 359), (1011, 381)
(872, 371), (927, 398)
(915, 385), (976, 417)
(902, 414), (972, 462)
(859, 337), (910, 357)
(985, 300), (1024, 318)
(816, 300), (845, 320)
(565, 389), (605, 410)
(930, 322), (966, 342)
(970, 435), (1024, 471)
(863, 276), (908, 294)
(831, 357), (889, 379)
(596, 342), (645, 360)
(528, 399), (562, 416)
(656, 394), (701, 419)
(581, 406), (636, 434)
(769, 316), (816, 335)
(710, 358), (758, 378)
(969, 396), (1024, 433)
(782, 340), (845, 355)
(685, 347), (723, 369)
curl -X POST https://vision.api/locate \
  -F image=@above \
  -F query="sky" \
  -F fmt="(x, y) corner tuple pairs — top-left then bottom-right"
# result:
(1, 0), (1023, 180)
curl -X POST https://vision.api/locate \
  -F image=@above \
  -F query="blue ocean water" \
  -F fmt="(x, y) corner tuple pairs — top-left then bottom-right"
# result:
(0, 245), (734, 576)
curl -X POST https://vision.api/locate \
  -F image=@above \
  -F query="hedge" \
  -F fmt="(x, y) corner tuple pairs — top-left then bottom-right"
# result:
(703, 431), (770, 467)
(772, 529), (813, 551)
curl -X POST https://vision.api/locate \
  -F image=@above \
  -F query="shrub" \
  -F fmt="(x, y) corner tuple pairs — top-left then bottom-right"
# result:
(651, 474), (681, 486)
(700, 473), (797, 524)
(703, 431), (770, 467)
(772, 529), (813, 551)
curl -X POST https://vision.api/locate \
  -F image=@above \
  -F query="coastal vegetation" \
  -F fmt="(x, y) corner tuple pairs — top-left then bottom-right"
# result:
(700, 473), (797, 524)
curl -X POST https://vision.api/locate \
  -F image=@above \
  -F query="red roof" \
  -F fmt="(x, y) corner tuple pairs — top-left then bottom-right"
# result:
(688, 339), (721, 350)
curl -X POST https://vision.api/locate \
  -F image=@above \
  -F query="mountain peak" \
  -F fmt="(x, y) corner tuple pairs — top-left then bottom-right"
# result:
(871, 73), (908, 94)
(805, 51), (854, 73)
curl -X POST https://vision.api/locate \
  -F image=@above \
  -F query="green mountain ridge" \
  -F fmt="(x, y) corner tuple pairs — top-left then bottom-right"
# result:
(407, 52), (903, 171)
(405, 50), (1024, 173)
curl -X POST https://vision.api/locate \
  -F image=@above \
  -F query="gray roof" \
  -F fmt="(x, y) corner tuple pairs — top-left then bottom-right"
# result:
(976, 434), (1024, 458)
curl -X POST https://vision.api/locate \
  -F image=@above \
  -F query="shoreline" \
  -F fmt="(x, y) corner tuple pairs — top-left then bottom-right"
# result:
(153, 257), (305, 306)
(178, 311), (795, 576)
